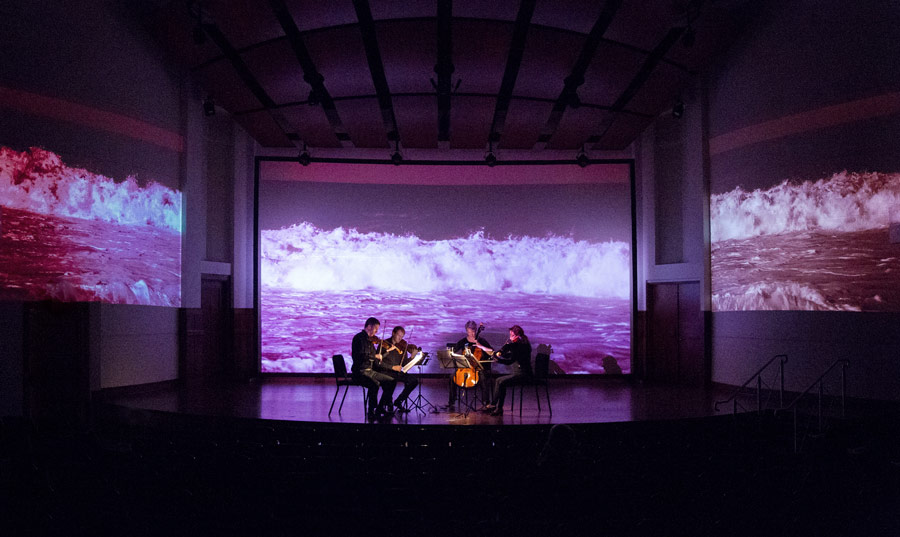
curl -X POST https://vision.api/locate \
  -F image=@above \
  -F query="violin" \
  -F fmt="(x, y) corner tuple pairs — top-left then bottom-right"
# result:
(383, 338), (419, 357)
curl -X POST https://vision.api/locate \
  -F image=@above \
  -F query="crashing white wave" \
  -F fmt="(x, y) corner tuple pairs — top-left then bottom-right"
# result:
(261, 223), (631, 298)
(711, 171), (900, 242)
(0, 146), (182, 232)
(712, 282), (860, 312)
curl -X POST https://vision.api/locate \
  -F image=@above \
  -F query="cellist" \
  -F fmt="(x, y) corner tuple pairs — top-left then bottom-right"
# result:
(446, 320), (493, 407)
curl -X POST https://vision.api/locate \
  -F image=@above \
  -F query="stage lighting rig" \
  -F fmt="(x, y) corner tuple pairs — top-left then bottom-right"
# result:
(484, 140), (497, 167)
(297, 143), (311, 166)
(575, 145), (590, 168)
(390, 140), (403, 165)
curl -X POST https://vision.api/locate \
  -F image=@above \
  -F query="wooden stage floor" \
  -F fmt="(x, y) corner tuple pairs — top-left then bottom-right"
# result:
(101, 377), (736, 426)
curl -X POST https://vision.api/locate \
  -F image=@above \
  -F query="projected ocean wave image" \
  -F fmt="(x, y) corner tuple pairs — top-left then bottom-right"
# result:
(261, 223), (631, 374)
(711, 171), (900, 311)
(0, 146), (181, 305)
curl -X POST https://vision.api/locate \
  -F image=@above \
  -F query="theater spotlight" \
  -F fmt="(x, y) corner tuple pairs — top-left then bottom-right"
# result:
(484, 140), (497, 167)
(672, 99), (684, 119)
(576, 145), (589, 168)
(202, 95), (215, 117)
(390, 140), (403, 165)
(297, 144), (311, 166)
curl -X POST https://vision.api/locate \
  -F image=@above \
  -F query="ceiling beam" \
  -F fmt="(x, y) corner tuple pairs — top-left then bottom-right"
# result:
(199, 21), (298, 147)
(487, 0), (536, 149)
(435, 0), (453, 149)
(233, 92), (654, 119)
(586, 26), (685, 148)
(269, 0), (354, 147)
(532, 0), (623, 150)
(352, 0), (401, 146)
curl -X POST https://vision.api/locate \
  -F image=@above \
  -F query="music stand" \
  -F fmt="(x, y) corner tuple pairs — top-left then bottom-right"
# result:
(405, 352), (437, 416)
(441, 350), (481, 417)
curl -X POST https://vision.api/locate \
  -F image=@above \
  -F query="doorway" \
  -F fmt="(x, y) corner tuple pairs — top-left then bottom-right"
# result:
(646, 281), (707, 385)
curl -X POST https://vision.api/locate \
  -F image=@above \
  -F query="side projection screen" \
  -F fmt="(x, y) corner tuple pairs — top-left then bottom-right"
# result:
(0, 146), (182, 306)
(258, 160), (633, 375)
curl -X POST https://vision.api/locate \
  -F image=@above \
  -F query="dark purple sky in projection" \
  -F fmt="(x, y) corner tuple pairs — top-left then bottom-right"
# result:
(258, 161), (632, 242)
(259, 180), (631, 242)
(711, 114), (900, 193)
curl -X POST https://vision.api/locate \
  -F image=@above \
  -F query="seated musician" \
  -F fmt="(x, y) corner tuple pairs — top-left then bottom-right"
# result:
(447, 320), (493, 407)
(484, 325), (532, 416)
(350, 317), (397, 420)
(380, 326), (419, 413)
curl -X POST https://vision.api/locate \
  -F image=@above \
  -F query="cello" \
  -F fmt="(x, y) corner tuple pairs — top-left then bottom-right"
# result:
(453, 322), (487, 388)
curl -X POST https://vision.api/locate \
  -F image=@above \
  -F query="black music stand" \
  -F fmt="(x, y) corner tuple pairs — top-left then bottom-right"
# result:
(405, 352), (437, 416)
(440, 350), (480, 417)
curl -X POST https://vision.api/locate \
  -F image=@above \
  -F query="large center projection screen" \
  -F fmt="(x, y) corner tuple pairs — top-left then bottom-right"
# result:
(259, 161), (633, 374)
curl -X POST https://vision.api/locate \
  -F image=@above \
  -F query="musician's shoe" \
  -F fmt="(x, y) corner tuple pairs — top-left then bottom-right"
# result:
(377, 405), (395, 418)
(394, 401), (411, 413)
(489, 407), (504, 416)
(482, 403), (497, 411)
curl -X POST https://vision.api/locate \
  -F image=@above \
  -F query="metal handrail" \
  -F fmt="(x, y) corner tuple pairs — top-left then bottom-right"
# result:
(778, 359), (849, 453)
(715, 354), (788, 414)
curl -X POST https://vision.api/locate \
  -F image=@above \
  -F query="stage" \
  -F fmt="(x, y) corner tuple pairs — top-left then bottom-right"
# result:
(98, 376), (735, 426)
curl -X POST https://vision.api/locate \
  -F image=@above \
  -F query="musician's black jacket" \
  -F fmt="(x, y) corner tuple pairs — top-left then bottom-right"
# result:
(494, 338), (533, 376)
(351, 331), (395, 374)
(350, 330), (376, 373)
(453, 336), (493, 354)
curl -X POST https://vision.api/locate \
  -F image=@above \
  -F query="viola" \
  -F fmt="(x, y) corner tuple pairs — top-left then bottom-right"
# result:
(383, 338), (418, 356)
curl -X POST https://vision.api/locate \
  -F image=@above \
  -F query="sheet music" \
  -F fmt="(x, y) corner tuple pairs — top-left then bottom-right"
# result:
(401, 351), (425, 373)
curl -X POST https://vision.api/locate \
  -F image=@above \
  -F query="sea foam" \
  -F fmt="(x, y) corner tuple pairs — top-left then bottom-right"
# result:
(261, 223), (631, 298)
(711, 171), (900, 242)
(0, 146), (182, 232)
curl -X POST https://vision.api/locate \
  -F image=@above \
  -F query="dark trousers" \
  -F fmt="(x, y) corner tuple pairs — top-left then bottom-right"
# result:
(385, 370), (418, 404)
(492, 372), (532, 409)
(353, 370), (396, 413)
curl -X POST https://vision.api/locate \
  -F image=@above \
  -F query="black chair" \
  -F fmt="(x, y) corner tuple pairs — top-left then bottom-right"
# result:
(329, 354), (368, 415)
(510, 352), (552, 416)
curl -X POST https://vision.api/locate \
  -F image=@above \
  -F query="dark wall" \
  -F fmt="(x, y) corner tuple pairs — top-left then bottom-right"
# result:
(706, 0), (900, 399)
(0, 302), (24, 416)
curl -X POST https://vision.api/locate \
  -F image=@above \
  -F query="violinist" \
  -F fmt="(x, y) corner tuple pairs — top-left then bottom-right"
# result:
(350, 317), (397, 420)
(483, 325), (532, 416)
(380, 326), (419, 413)
(447, 320), (493, 407)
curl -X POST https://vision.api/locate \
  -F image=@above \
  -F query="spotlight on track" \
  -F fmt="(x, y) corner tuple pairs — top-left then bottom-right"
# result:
(390, 140), (402, 166)
(484, 140), (497, 167)
(575, 145), (590, 168)
(672, 98), (684, 119)
(297, 143), (311, 166)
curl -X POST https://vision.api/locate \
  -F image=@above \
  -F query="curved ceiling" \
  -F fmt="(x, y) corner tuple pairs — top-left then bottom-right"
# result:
(138, 0), (756, 152)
